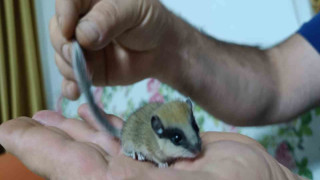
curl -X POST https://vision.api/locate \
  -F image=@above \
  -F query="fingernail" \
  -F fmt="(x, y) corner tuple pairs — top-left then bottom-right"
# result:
(62, 44), (71, 61)
(77, 20), (100, 43)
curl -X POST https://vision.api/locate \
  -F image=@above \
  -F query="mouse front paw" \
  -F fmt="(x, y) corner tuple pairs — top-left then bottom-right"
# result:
(124, 151), (137, 160)
(157, 162), (168, 168)
(137, 153), (146, 161)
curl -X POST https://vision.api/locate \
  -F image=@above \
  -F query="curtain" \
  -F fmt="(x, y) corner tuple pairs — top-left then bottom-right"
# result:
(0, 0), (45, 124)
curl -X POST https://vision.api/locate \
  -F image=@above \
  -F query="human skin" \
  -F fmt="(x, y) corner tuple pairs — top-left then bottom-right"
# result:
(0, 105), (305, 180)
(50, 0), (320, 126)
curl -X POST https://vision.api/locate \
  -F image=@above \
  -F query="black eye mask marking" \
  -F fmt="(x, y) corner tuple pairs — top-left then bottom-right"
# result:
(162, 128), (186, 146)
(151, 115), (188, 146)
(151, 114), (201, 154)
(191, 114), (200, 133)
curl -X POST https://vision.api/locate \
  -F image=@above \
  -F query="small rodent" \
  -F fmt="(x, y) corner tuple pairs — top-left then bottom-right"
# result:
(121, 99), (202, 167)
(72, 41), (202, 167)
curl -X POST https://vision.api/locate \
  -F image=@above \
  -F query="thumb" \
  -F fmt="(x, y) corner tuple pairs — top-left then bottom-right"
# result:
(76, 0), (143, 50)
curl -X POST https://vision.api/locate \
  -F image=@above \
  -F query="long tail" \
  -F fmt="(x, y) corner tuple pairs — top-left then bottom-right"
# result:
(72, 41), (121, 138)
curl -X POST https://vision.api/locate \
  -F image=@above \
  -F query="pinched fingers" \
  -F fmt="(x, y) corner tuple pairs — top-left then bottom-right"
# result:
(50, 16), (80, 100)
(55, 0), (93, 39)
(32, 110), (122, 156)
(50, 16), (72, 63)
(54, 0), (142, 51)
(75, 0), (141, 50)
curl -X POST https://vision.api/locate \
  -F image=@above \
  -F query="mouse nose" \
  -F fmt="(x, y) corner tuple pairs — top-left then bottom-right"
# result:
(190, 141), (202, 154)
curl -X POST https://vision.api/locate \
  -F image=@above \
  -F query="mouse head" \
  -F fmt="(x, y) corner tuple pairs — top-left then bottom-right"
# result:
(151, 98), (201, 159)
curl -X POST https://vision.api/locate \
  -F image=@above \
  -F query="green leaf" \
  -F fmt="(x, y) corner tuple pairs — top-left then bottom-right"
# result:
(259, 136), (273, 149)
(301, 157), (308, 168)
(302, 126), (313, 136)
(304, 169), (313, 179)
(194, 105), (202, 112)
(315, 107), (320, 116)
(213, 118), (220, 127)
(298, 168), (313, 180)
(296, 129), (303, 138)
(197, 116), (205, 132)
(138, 100), (148, 107)
(278, 128), (288, 136)
(286, 142), (294, 152)
(301, 112), (312, 125)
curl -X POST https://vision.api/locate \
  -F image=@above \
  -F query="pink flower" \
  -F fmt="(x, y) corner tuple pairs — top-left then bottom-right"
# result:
(149, 93), (164, 103)
(147, 78), (161, 94)
(275, 141), (296, 170)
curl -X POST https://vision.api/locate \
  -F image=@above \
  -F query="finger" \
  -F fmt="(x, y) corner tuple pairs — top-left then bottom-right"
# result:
(50, 16), (73, 63)
(0, 117), (109, 179)
(200, 132), (266, 151)
(128, 169), (212, 180)
(32, 110), (65, 126)
(171, 132), (266, 170)
(78, 104), (124, 131)
(76, 0), (139, 50)
(55, 53), (75, 80)
(33, 110), (121, 156)
(62, 78), (80, 100)
(55, 0), (93, 38)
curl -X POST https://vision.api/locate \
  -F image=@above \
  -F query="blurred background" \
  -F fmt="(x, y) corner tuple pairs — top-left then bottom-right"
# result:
(1, 0), (319, 179)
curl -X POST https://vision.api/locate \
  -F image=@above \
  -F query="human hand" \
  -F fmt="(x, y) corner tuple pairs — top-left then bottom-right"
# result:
(50, 0), (183, 100)
(0, 105), (303, 179)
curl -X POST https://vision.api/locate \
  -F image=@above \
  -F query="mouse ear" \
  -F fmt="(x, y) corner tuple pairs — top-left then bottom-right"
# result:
(186, 97), (193, 110)
(151, 115), (164, 137)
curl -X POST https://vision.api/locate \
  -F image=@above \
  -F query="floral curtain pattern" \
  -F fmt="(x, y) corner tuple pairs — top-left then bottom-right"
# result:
(58, 78), (320, 179)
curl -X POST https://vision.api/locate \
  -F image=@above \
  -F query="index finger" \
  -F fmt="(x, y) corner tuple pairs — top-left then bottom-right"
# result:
(56, 0), (93, 38)
(200, 132), (266, 151)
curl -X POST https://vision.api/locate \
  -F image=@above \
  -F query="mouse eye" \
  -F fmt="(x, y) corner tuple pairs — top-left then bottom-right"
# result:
(171, 133), (183, 145)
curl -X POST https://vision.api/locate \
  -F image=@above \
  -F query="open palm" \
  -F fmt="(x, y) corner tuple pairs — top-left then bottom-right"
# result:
(0, 104), (301, 180)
